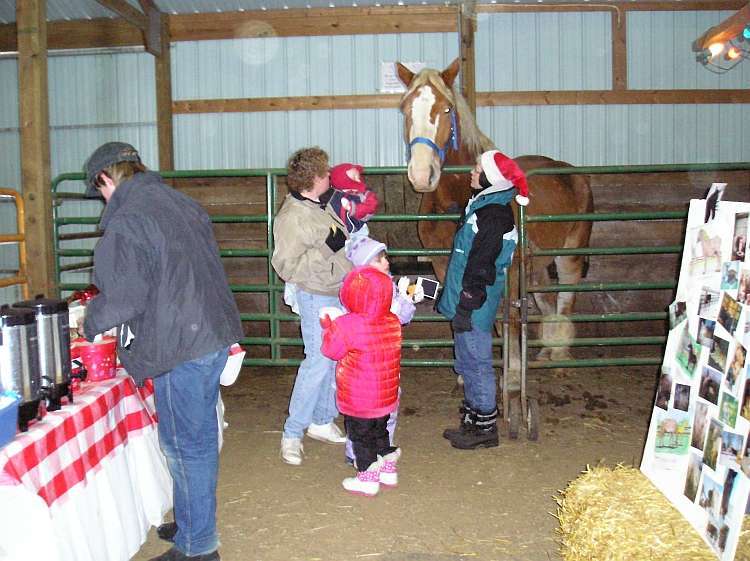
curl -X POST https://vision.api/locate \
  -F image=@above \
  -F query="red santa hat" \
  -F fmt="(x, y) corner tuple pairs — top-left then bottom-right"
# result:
(479, 150), (530, 206)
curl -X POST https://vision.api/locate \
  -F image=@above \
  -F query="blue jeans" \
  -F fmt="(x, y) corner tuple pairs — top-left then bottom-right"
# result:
(283, 289), (341, 439)
(153, 347), (229, 557)
(454, 328), (496, 413)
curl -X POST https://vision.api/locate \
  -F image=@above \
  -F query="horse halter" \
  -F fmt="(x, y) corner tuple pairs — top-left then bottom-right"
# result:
(407, 109), (459, 162)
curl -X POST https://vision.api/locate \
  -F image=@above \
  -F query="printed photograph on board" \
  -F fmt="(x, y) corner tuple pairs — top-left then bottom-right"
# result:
(719, 430), (744, 470)
(719, 391), (739, 429)
(704, 418), (724, 471)
(674, 383), (691, 412)
(684, 451), (704, 502)
(699, 286), (722, 319)
(669, 300), (688, 329)
(741, 370), (750, 421)
(692, 401), (710, 451)
(655, 370), (673, 410)
(690, 226), (723, 276)
(698, 318), (717, 347)
(700, 365), (723, 405)
(725, 342), (746, 396)
(709, 336), (730, 374)
(718, 292), (742, 336)
(721, 262), (740, 291)
(676, 324), (701, 378)
(731, 212), (748, 262)
(739, 268), (750, 305)
(654, 409), (691, 456)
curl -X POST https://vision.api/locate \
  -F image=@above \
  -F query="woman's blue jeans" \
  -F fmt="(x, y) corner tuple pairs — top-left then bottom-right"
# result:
(454, 327), (496, 413)
(283, 289), (341, 439)
(153, 347), (229, 557)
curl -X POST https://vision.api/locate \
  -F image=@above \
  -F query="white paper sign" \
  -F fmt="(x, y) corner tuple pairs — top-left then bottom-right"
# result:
(641, 198), (750, 561)
(380, 61), (427, 93)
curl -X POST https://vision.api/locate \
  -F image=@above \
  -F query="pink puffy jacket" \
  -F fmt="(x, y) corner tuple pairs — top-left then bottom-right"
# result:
(321, 266), (402, 419)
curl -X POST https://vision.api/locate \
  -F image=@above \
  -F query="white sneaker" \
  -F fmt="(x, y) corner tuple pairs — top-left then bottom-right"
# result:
(280, 437), (304, 465)
(307, 422), (346, 444)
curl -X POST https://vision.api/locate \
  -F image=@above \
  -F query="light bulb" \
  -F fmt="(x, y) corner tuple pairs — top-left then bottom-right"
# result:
(708, 42), (724, 57)
(725, 46), (741, 60)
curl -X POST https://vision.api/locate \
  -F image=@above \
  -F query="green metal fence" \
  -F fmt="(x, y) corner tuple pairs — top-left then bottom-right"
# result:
(51, 161), (750, 372)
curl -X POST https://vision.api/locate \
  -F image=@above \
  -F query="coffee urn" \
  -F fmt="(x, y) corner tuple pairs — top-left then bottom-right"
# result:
(0, 306), (41, 431)
(13, 297), (72, 411)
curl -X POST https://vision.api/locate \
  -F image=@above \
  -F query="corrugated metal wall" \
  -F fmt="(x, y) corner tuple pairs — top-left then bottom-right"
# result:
(1, 9), (748, 304)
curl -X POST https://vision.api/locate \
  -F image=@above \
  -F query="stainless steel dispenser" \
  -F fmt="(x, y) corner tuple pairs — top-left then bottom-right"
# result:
(13, 297), (72, 411)
(0, 306), (41, 431)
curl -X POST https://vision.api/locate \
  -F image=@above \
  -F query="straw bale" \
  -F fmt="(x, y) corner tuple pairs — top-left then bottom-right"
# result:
(556, 465), (716, 561)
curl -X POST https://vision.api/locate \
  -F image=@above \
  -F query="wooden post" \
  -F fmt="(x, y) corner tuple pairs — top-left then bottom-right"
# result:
(154, 14), (174, 171)
(612, 9), (627, 91)
(459, 2), (477, 114)
(17, 0), (55, 297)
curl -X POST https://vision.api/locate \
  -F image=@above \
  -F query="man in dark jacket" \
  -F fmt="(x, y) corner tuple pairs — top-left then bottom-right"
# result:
(82, 142), (243, 561)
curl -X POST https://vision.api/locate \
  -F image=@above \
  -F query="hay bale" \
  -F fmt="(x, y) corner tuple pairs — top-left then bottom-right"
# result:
(556, 465), (715, 561)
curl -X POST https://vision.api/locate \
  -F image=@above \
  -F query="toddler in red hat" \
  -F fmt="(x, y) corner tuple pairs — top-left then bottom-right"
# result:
(329, 163), (379, 236)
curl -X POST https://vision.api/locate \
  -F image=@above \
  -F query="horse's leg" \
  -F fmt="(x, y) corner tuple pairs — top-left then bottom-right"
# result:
(542, 253), (586, 361)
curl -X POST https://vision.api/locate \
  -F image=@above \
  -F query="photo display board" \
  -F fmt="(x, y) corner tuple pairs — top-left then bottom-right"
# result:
(642, 198), (750, 560)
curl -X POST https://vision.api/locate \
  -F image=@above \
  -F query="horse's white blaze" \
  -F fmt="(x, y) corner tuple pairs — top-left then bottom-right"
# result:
(407, 86), (441, 192)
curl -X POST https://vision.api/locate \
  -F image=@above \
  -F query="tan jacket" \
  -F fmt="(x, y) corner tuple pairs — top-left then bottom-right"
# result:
(272, 193), (353, 296)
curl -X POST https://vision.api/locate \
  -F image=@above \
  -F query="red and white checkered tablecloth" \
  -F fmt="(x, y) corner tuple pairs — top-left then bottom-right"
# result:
(0, 371), (156, 506)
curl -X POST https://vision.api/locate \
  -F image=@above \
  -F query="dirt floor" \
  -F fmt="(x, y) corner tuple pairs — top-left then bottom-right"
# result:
(132, 363), (658, 561)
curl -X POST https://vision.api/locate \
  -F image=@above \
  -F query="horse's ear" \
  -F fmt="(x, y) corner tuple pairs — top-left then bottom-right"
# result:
(396, 62), (415, 87)
(441, 58), (461, 88)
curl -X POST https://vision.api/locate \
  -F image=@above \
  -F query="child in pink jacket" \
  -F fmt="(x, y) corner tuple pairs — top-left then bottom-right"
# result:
(320, 266), (402, 496)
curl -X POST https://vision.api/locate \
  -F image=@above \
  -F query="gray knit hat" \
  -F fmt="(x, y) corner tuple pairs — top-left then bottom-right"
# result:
(84, 141), (141, 197)
(346, 236), (387, 267)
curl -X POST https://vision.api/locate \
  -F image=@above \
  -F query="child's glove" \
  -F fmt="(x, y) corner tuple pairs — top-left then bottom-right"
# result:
(351, 190), (378, 221)
(397, 276), (411, 297)
(325, 225), (346, 252)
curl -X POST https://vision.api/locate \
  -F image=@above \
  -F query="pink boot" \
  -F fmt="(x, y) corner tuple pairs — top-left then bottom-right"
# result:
(342, 461), (380, 496)
(379, 448), (401, 487)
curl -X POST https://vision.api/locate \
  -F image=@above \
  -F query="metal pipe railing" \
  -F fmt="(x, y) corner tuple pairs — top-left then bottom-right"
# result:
(0, 188), (29, 299)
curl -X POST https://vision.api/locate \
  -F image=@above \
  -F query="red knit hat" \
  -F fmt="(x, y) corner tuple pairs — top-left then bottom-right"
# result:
(479, 150), (530, 206)
(330, 163), (366, 193)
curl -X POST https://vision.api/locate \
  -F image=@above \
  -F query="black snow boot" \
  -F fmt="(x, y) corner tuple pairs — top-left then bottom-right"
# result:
(442, 401), (475, 440)
(449, 407), (499, 450)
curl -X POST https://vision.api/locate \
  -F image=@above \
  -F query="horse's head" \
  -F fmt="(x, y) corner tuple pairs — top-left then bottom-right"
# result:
(396, 59), (461, 193)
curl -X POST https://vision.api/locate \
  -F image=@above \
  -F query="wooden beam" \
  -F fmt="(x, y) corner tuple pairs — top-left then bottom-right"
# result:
(93, 0), (147, 31)
(478, 1), (745, 13)
(612, 8), (627, 90)
(17, 0), (56, 297)
(477, 89), (750, 105)
(167, 7), (457, 41)
(155, 15), (173, 171)
(693, 2), (750, 51)
(138, 0), (163, 56)
(173, 89), (750, 115)
(459, 2), (477, 114)
(174, 94), (402, 114)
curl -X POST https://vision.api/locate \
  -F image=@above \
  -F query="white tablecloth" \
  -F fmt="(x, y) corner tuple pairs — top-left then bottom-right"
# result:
(0, 373), (172, 561)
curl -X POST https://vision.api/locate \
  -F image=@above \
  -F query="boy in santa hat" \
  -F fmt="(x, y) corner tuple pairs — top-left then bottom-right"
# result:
(437, 150), (529, 449)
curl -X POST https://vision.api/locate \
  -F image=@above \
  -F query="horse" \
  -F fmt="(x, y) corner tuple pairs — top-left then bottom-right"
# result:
(395, 58), (594, 371)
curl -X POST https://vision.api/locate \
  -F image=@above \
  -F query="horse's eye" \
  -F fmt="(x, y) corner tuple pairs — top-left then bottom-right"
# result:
(444, 108), (451, 113)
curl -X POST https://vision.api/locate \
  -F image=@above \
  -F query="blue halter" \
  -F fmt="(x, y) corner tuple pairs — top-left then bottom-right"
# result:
(407, 109), (459, 162)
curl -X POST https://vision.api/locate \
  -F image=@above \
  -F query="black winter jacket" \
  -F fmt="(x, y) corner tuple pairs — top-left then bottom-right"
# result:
(83, 171), (243, 385)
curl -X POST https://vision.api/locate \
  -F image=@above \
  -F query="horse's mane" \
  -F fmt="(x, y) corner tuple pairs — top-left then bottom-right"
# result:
(402, 67), (495, 161)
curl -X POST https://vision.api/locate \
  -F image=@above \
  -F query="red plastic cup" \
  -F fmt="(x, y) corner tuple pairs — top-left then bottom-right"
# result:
(78, 337), (117, 381)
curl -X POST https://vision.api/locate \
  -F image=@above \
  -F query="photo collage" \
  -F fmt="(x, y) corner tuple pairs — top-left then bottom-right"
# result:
(641, 198), (750, 561)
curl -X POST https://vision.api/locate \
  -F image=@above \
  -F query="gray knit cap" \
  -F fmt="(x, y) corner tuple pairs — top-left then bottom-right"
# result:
(84, 141), (141, 197)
